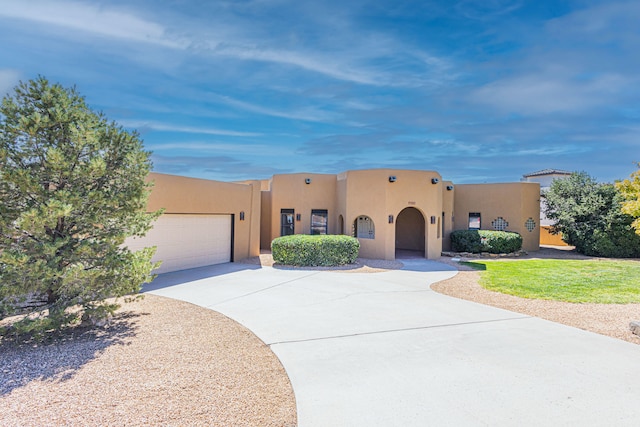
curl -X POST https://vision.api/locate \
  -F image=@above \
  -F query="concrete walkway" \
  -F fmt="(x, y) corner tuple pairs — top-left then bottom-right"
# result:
(145, 260), (640, 426)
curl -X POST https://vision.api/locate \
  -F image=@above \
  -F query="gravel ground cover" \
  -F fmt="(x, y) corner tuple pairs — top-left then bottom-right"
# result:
(0, 294), (297, 427)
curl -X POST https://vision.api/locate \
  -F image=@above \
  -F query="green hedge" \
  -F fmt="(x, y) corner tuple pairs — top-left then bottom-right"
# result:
(271, 235), (360, 266)
(450, 230), (523, 254)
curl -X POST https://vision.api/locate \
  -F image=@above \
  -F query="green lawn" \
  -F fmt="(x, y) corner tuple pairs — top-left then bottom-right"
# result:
(462, 259), (640, 303)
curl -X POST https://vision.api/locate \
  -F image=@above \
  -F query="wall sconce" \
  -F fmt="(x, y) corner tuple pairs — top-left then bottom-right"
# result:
(446, 185), (454, 191)
(305, 178), (312, 184)
(389, 176), (397, 183)
(239, 211), (245, 221)
(431, 178), (440, 184)
(296, 213), (301, 221)
(388, 215), (394, 224)
(430, 216), (436, 224)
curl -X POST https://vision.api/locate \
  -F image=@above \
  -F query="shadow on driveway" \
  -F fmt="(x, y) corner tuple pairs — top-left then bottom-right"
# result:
(143, 262), (261, 292)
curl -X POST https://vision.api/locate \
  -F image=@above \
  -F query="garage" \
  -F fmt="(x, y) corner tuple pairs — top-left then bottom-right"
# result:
(126, 214), (233, 274)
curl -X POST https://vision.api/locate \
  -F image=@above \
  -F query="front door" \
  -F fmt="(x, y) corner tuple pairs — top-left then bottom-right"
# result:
(280, 209), (295, 236)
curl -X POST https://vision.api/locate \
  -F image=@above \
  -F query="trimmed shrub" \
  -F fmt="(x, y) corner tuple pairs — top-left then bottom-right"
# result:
(271, 235), (360, 267)
(450, 230), (523, 254)
(450, 229), (483, 253)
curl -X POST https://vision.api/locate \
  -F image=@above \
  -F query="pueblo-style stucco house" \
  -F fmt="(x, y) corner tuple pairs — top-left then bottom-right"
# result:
(126, 169), (541, 273)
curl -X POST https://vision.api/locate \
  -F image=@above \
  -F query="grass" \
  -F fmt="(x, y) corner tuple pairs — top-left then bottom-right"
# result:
(462, 259), (640, 303)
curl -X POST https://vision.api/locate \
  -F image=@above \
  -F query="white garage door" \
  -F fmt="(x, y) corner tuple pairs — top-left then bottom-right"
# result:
(126, 214), (232, 274)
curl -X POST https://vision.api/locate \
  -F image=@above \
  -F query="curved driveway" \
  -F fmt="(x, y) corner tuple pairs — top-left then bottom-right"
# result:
(145, 259), (640, 426)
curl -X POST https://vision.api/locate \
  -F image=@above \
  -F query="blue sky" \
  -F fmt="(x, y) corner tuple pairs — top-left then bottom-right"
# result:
(0, 0), (638, 183)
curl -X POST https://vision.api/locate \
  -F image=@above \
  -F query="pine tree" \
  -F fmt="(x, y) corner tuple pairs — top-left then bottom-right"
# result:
(0, 76), (160, 335)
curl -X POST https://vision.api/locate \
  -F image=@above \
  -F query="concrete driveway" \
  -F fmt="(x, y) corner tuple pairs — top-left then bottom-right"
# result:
(145, 259), (640, 426)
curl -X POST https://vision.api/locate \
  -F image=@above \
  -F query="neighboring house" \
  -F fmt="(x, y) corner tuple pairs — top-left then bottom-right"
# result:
(522, 168), (572, 246)
(127, 169), (541, 273)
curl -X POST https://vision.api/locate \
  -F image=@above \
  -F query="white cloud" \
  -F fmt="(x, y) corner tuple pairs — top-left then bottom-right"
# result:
(0, 1), (454, 88)
(146, 141), (272, 154)
(213, 44), (388, 86)
(119, 120), (262, 137)
(213, 94), (339, 122)
(470, 73), (630, 115)
(0, 0), (187, 48)
(455, 0), (523, 20)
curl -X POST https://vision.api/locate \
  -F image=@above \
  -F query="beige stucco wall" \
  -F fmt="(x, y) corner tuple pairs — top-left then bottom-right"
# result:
(453, 182), (541, 252)
(147, 172), (261, 261)
(540, 225), (569, 246)
(263, 173), (338, 245)
(338, 169), (444, 260)
(442, 181), (455, 251)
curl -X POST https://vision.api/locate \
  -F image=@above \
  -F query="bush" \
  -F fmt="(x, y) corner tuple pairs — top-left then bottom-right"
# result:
(271, 235), (360, 266)
(450, 230), (523, 254)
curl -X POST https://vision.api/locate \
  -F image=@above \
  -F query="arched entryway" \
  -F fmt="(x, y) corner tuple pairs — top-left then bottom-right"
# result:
(395, 207), (426, 258)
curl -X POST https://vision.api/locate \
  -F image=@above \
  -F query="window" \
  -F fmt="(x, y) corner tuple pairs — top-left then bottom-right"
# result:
(311, 209), (328, 235)
(491, 217), (509, 231)
(468, 212), (481, 230)
(354, 215), (375, 239)
(525, 218), (536, 232)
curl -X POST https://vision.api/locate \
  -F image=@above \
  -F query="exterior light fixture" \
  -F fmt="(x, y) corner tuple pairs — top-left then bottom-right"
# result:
(239, 211), (245, 221)
(430, 216), (437, 224)
(305, 178), (312, 184)
(389, 176), (397, 183)
(431, 178), (440, 184)
(296, 213), (301, 221)
(388, 215), (394, 224)
(446, 185), (454, 191)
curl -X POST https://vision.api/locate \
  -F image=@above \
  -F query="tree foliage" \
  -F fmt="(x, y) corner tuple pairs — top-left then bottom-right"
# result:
(616, 163), (640, 236)
(543, 171), (640, 258)
(0, 76), (160, 334)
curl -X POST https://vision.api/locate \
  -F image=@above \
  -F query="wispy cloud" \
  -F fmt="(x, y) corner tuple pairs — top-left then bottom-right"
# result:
(152, 154), (291, 179)
(0, 0), (187, 49)
(211, 94), (339, 123)
(0, 1), (454, 88)
(119, 120), (262, 137)
(470, 72), (631, 115)
(455, 0), (523, 20)
(146, 141), (273, 154)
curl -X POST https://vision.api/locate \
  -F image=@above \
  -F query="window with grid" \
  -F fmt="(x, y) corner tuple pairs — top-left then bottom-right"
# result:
(525, 218), (536, 232)
(491, 217), (509, 231)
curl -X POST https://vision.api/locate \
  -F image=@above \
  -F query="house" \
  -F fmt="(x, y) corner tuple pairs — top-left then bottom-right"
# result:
(522, 169), (572, 246)
(126, 169), (540, 273)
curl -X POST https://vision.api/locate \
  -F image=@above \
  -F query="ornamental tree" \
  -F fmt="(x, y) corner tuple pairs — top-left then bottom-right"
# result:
(616, 164), (640, 235)
(0, 76), (161, 334)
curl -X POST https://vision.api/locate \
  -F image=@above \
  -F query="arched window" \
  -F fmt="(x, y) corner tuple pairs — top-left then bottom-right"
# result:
(354, 215), (375, 239)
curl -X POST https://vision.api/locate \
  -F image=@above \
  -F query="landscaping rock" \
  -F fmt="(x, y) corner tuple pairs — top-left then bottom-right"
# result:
(629, 321), (640, 337)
